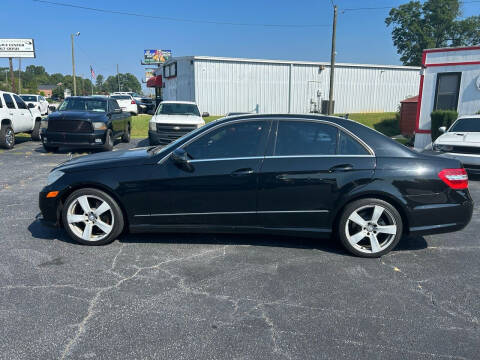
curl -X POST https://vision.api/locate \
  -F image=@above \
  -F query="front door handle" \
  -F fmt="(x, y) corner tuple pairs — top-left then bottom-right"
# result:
(329, 164), (354, 172)
(231, 168), (254, 177)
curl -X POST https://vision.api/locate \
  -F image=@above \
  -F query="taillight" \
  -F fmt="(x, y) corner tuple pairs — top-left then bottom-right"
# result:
(131, 100), (136, 104)
(438, 168), (468, 189)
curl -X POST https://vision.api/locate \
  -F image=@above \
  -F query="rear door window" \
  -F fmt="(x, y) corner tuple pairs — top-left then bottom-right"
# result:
(338, 131), (369, 155)
(13, 95), (27, 109)
(3, 94), (17, 109)
(274, 121), (338, 156)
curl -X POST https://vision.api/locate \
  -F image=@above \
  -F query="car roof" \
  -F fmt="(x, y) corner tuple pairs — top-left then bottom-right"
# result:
(19, 94), (38, 96)
(160, 101), (197, 105)
(65, 96), (108, 101)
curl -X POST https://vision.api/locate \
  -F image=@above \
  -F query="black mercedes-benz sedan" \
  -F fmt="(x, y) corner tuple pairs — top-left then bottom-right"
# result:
(41, 96), (131, 152)
(38, 114), (473, 257)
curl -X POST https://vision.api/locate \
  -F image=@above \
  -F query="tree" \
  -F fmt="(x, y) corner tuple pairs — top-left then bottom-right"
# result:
(386, 0), (480, 66)
(95, 74), (104, 93)
(102, 73), (141, 94)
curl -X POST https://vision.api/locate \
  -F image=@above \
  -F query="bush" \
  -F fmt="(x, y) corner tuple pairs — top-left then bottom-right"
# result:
(431, 110), (458, 141)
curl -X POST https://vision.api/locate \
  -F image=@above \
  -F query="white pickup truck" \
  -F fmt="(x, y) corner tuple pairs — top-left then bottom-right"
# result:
(0, 90), (43, 149)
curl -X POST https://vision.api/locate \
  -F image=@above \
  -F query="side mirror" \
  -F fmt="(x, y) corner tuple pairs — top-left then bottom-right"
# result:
(171, 148), (193, 172)
(438, 126), (447, 134)
(28, 103), (35, 108)
(202, 112), (210, 118)
(49, 105), (56, 112)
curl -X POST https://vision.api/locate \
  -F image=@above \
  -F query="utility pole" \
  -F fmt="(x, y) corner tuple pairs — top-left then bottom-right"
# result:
(9, 57), (16, 93)
(328, 4), (337, 115)
(71, 32), (80, 96)
(117, 64), (120, 91)
(18, 58), (21, 94)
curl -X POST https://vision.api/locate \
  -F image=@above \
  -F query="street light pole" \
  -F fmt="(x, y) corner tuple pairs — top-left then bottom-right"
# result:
(71, 32), (80, 96)
(328, 5), (338, 115)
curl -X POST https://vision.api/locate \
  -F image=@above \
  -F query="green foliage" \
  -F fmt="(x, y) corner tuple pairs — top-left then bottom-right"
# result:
(431, 110), (458, 141)
(102, 73), (141, 94)
(385, 0), (480, 66)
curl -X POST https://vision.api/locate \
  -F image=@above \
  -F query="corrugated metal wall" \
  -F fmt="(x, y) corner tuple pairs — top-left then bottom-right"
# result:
(162, 57), (420, 115)
(162, 59), (195, 103)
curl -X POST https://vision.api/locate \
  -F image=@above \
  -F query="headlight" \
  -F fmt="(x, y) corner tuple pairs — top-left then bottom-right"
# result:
(93, 122), (107, 130)
(149, 121), (156, 131)
(47, 170), (64, 186)
(40, 119), (48, 129)
(433, 143), (453, 152)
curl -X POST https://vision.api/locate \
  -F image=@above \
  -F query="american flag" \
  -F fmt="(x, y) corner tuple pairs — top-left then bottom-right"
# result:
(90, 65), (96, 79)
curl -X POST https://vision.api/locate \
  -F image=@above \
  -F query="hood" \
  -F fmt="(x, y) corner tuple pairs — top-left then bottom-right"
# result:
(150, 114), (204, 125)
(435, 132), (480, 145)
(48, 111), (106, 122)
(56, 147), (154, 172)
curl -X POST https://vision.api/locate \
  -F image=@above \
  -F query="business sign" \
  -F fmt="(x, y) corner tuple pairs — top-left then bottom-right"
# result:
(143, 49), (171, 64)
(0, 38), (35, 58)
(145, 68), (156, 82)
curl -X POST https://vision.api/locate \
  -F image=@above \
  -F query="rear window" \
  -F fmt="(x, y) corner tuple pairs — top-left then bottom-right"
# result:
(111, 95), (131, 100)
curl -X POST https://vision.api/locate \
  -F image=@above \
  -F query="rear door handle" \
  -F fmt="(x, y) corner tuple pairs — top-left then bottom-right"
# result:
(231, 168), (254, 177)
(329, 164), (354, 172)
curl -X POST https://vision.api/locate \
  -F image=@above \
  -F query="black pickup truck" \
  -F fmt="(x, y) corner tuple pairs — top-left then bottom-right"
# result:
(41, 96), (131, 152)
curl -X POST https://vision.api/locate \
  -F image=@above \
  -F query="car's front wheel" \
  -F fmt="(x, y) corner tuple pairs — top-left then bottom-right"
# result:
(338, 198), (403, 258)
(62, 188), (124, 245)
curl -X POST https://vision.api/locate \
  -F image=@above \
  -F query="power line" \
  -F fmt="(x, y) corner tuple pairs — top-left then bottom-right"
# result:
(32, 0), (330, 28)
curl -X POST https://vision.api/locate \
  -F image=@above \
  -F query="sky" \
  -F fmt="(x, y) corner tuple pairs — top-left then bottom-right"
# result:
(2, 0), (480, 93)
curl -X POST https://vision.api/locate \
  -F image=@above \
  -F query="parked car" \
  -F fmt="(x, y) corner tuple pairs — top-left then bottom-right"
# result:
(20, 94), (50, 115)
(148, 101), (206, 145)
(38, 114), (473, 257)
(0, 91), (43, 149)
(110, 94), (138, 115)
(432, 115), (480, 173)
(111, 92), (155, 114)
(41, 96), (131, 152)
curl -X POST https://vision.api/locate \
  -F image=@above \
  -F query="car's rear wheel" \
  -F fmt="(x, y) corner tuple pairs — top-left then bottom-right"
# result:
(0, 125), (15, 149)
(338, 198), (403, 258)
(62, 188), (124, 245)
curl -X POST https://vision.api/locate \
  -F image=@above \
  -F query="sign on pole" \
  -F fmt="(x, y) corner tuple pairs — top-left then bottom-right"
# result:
(144, 68), (156, 82)
(143, 50), (171, 65)
(0, 39), (36, 58)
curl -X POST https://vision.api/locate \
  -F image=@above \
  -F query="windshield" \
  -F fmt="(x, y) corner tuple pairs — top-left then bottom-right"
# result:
(449, 118), (480, 132)
(58, 98), (108, 112)
(111, 95), (131, 100)
(156, 103), (200, 116)
(21, 95), (37, 102)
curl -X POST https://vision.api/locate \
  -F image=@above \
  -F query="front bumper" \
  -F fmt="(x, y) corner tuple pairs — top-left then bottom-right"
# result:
(38, 188), (63, 226)
(41, 129), (108, 148)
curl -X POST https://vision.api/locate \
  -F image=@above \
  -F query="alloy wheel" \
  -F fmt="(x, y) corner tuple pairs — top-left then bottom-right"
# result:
(66, 195), (114, 242)
(5, 128), (14, 147)
(345, 204), (397, 255)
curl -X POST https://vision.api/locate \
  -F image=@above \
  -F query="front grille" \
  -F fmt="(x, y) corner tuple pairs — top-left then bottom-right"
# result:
(156, 124), (197, 144)
(450, 146), (480, 155)
(49, 120), (93, 133)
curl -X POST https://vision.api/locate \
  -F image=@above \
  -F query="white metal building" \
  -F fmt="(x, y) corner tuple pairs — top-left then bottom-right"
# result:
(414, 46), (480, 149)
(157, 56), (420, 115)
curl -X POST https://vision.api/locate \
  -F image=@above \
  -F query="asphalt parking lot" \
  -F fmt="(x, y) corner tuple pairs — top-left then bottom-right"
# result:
(1, 138), (479, 360)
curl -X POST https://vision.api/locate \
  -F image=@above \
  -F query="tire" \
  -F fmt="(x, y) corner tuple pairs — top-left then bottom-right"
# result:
(0, 125), (15, 149)
(61, 188), (124, 246)
(103, 129), (114, 151)
(31, 120), (41, 141)
(121, 123), (131, 143)
(338, 198), (403, 258)
(43, 144), (58, 152)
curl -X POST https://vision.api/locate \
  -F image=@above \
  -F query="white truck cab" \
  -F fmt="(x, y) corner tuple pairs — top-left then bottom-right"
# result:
(0, 91), (43, 149)
(148, 101), (206, 145)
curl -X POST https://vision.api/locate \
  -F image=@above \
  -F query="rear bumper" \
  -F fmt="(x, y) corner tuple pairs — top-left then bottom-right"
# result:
(42, 129), (107, 148)
(408, 198), (473, 236)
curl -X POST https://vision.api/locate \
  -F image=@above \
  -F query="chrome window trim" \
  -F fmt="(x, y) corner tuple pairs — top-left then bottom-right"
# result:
(264, 155), (374, 159)
(157, 116), (376, 164)
(134, 209), (329, 218)
(189, 156), (265, 163)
